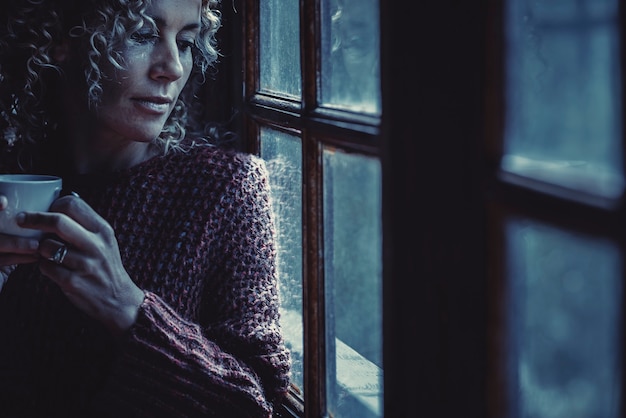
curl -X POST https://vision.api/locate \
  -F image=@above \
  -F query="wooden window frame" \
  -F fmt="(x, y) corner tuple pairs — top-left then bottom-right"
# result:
(234, 0), (380, 416)
(208, 1), (494, 417)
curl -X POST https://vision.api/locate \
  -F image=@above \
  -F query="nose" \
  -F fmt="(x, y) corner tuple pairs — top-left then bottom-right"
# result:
(150, 38), (184, 81)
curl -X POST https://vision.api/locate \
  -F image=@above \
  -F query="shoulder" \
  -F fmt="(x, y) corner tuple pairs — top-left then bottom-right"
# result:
(167, 144), (265, 170)
(155, 144), (270, 189)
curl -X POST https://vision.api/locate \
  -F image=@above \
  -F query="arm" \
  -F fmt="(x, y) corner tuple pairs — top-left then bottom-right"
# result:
(91, 155), (291, 417)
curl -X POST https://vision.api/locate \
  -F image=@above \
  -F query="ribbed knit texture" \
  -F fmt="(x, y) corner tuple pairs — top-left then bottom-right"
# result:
(0, 145), (291, 417)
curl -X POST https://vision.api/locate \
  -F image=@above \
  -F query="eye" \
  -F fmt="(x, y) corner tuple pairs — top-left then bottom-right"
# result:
(130, 30), (159, 44)
(178, 39), (196, 53)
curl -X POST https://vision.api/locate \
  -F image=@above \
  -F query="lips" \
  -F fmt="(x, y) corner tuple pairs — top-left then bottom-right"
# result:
(132, 96), (173, 114)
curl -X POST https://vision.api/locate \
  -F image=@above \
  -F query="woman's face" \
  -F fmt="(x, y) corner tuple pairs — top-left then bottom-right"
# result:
(95, 0), (202, 146)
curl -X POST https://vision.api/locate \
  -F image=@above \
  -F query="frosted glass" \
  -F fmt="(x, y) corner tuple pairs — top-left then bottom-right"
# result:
(506, 219), (622, 418)
(320, 0), (380, 114)
(503, 0), (623, 198)
(260, 0), (301, 97)
(260, 128), (304, 391)
(323, 148), (382, 417)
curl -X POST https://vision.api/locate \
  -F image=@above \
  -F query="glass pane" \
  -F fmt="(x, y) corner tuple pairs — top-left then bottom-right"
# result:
(505, 219), (622, 418)
(260, 128), (304, 391)
(503, 0), (623, 198)
(320, 0), (381, 114)
(323, 148), (382, 417)
(260, 0), (301, 97)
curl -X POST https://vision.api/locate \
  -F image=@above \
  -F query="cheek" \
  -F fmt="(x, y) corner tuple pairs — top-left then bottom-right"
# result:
(181, 55), (195, 80)
(98, 78), (127, 108)
(176, 59), (195, 94)
(124, 48), (151, 67)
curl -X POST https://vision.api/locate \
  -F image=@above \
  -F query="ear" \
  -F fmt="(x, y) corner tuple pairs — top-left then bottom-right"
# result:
(52, 40), (71, 63)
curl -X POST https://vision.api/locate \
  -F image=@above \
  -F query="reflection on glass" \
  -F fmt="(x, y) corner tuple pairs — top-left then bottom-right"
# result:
(506, 219), (621, 418)
(260, 128), (304, 391)
(503, 0), (623, 198)
(323, 148), (382, 417)
(320, 0), (380, 114)
(260, 0), (301, 97)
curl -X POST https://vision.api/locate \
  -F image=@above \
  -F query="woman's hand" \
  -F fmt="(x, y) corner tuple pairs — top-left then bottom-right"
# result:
(17, 194), (145, 336)
(0, 195), (40, 291)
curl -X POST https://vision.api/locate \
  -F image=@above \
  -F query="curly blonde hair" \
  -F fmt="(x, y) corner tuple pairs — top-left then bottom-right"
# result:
(0, 0), (222, 169)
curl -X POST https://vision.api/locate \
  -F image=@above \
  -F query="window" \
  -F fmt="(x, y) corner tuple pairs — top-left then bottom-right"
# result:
(217, 0), (384, 416)
(204, 0), (621, 417)
(207, 0), (544, 418)
(487, 0), (625, 417)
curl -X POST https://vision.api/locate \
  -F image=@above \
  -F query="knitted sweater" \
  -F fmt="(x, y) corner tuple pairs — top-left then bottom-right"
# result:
(0, 145), (291, 417)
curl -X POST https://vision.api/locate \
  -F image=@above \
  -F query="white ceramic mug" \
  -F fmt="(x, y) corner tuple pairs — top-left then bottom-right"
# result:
(0, 174), (62, 238)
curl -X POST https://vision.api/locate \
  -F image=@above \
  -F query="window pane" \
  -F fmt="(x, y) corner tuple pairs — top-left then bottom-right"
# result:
(323, 148), (382, 417)
(260, 0), (301, 97)
(503, 0), (623, 198)
(320, 0), (381, 114)
(505, 219), (622, 418)
(260, 128), (304, 391)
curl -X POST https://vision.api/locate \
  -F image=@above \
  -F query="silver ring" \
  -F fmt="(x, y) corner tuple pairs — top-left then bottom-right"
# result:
(49, 245), (68, 265)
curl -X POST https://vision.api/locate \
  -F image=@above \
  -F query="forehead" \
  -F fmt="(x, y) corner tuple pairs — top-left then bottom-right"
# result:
(145, 0), (202, 25)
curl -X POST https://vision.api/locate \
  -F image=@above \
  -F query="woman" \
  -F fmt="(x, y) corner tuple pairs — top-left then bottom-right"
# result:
(0, 0), (291, 416)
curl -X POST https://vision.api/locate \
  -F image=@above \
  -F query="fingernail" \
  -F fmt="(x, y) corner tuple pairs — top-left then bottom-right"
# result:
(15, 212), (25, 224)
(61, 189), (80, 199)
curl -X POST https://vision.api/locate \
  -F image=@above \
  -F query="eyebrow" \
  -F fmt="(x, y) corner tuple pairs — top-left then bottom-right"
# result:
(153, 17), (201, 32)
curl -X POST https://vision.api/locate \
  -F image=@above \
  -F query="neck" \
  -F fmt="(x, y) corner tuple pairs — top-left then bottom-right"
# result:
(71, 139), (158, 174)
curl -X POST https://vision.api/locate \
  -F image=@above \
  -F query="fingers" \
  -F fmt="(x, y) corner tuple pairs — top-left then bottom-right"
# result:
(16, 211), (89, 250)
(49, 194), (105, 233)
(0, 233), (40, 254)
(38, 239), (74, 269)
(37, 239), (81, 295)
(0, 226), (40, 269)
(16, 195), (111, 250)
(0, 233), (39, 268)
(38, 255), (74, 292)
(0, 253), (38, 266)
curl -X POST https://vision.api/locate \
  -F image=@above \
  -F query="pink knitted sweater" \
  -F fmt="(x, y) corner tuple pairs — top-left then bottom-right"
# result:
(0, 145), (291, 417)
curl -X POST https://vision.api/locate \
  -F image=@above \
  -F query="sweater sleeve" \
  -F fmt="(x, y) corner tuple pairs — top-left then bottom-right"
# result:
(90, 154), (291, 418)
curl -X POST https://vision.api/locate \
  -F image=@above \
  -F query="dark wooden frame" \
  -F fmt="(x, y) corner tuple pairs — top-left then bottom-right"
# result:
(231, 0), (380, 416)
